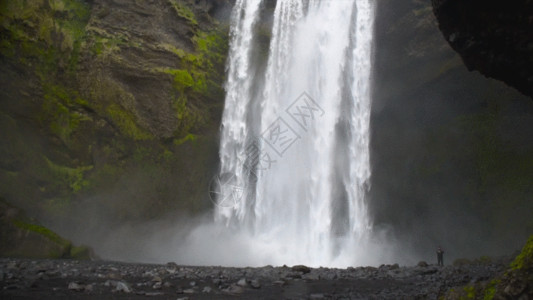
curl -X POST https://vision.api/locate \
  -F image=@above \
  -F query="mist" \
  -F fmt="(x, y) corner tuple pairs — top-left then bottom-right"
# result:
(52, 204), (415, 267)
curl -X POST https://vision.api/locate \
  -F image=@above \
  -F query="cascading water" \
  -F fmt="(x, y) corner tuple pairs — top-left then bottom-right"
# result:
(215, 0), (376, 267)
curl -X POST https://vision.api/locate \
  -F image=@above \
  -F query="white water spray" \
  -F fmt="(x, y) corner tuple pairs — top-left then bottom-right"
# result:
(215, 0), (376, 267)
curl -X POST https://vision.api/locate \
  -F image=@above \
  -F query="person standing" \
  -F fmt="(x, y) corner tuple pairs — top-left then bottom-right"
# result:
(437, 247), (444, 266)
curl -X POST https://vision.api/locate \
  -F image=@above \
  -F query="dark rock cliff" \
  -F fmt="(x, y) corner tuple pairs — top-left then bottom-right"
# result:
(372, 0), (533, 262)
(432, 0), (533, 98)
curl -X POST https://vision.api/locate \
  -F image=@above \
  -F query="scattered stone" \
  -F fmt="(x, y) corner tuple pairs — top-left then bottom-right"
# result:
(107, 272), (122, 280)
(420, 267), (438, 275)
(114, 281), (132, 293)
(223, 284), (244, 294)
(0, 258), (509, 299)
(152, 281), (162, 289)
(417, 261), (428, 267)
(237, 278), (247, 287)
(288, 272), (302, 279)
(292, 265), (311, 274)
(104, 280), (115, 287)
(303, 273), (320, 280)
(68, 282), (84, 291)
(503, 280), (527, 297)
(250, 279), (261, 289)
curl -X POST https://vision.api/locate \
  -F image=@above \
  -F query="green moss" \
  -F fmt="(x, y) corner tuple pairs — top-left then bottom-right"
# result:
(463, 286), (476, 299)
(1, 0), (93, 149)
(190, 70), (208, 94)
(155, 67), (209, 134)
(12, 219), (71, 247)
(106, 104), (152, 141)
(159, 43), (187, 58)
(87, 28), (129, 57)
(163, 28), (227, 96)
(167, 69), (195, 92)
(193, 30), (228, 67)
(171, 94), (185, 119)
(41, 83), (91, 144)
(10, 219), (92, 259)
(0, 0), (90, 74)
(153, 26), (227, 137)
(511, 235), (533, 270)
(44, 157), (93, 193)
(162, 149), (173, 161)
(169, 0), (197, 26)
(174, 133), (198, 146)
(483, 279), (499, 300)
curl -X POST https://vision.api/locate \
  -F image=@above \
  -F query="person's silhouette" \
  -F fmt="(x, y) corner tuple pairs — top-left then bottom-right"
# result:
(436, 247), (444, 266)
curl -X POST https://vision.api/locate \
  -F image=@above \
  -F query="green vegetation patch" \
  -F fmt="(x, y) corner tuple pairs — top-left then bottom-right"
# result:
(443, 236), (533, 299)
(169, 0), (197, 26)
(174, 133), (198, 146)
(483, 279), (500, 300)
(154, 23), (228, 136)
(463, 285), (476, 299)
(106, 104), (152, 141)
(165, 69), (195, 92)
(0, 0), (90, 75)
(511, 235), (533, 270)
(12, 219), (71, 247)
(86, 27), (129, 57)
(44, 156), (93, 193)
(41, 83), (91, 144)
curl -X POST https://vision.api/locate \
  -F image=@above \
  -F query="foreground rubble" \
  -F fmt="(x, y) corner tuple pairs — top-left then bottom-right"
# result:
(0, 258), (508, 299)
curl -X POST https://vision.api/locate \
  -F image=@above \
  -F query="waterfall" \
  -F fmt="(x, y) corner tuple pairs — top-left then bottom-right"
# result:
(215, 0), (376, 267)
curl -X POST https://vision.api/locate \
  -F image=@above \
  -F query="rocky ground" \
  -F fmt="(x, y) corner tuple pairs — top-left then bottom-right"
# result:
(0, 258), (508, 299)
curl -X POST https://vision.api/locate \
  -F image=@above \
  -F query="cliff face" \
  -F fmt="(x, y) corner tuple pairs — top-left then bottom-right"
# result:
(432, 0), (533, 98)
(0, 0), (230, 233)
(372, 0), (533, 262)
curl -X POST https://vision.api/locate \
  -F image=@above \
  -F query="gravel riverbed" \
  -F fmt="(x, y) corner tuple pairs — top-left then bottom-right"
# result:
(0, 258), (507, 299)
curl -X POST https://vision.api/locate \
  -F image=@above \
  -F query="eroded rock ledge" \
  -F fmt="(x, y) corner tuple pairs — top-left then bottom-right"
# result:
(432, 0), (533, 98)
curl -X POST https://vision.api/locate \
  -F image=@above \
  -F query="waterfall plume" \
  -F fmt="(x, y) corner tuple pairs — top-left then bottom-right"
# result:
(214, 0), (376, 267)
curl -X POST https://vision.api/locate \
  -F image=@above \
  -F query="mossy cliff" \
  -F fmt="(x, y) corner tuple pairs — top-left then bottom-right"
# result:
(0, 0), (230, 242)
(443, 235), (533, 299)
(0, 198), (92, 259)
